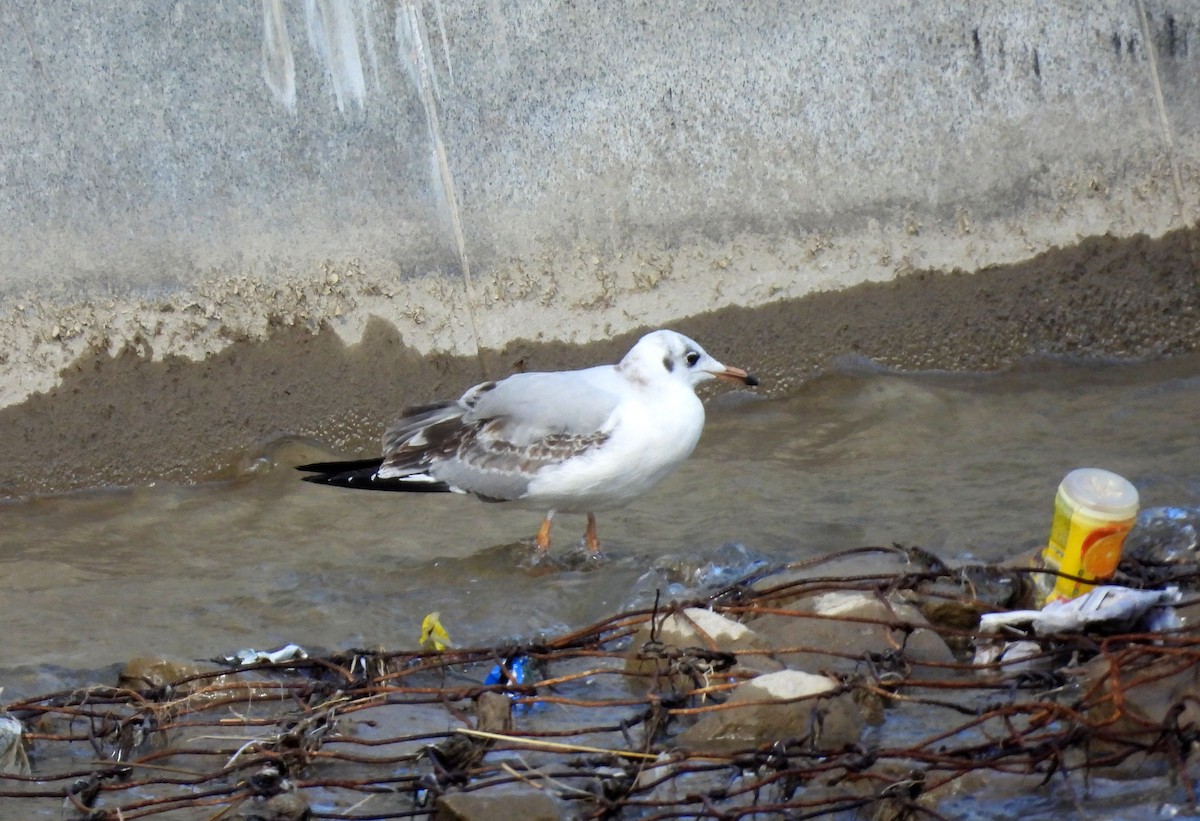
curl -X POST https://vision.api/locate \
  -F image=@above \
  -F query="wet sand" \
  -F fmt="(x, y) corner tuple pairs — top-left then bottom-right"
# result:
(0, 226), (1197, 497)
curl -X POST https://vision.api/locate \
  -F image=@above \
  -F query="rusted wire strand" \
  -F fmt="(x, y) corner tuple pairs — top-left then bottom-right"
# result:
(3, 557), (1197, 819)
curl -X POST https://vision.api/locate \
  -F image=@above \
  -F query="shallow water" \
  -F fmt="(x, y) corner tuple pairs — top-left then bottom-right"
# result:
(2, 353), (1199, 695)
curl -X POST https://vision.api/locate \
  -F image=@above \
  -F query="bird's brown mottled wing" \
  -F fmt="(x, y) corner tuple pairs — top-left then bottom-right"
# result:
(381, 414), (609, 502)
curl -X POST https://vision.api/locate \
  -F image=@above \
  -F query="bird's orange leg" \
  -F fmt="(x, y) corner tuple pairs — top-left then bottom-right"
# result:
(535, 515), (553, 552)
(584, 513), (602, 555)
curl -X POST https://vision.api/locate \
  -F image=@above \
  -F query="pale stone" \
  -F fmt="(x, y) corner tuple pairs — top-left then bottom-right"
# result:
(749, 591), (956, 677)
(436, 789), (563, 821)
(625, 607), (781, 693)
(677, 669), (863, 753)
(811, 591), (880, 617)
(659, 608), (750, 644)
(744, 669), (837, 701)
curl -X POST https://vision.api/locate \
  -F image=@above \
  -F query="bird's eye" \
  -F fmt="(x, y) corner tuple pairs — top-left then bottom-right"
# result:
(685, 350), (700, 367)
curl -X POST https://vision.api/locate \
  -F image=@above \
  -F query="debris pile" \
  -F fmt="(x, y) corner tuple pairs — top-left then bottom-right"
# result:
(3, 539), (1200, 820)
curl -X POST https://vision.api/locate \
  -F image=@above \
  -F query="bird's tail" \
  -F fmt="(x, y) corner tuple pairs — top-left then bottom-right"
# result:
(297, 458), (454, 493)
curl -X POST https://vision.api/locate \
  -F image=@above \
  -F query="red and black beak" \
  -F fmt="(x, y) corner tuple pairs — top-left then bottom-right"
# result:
(711, 365), (760, 387)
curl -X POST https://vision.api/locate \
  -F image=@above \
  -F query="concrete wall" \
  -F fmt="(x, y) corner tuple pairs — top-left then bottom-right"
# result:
(1, 0), (1198, 409)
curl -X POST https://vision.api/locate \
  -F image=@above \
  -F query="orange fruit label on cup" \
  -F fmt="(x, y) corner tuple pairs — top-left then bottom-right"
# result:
(1080, 526), (1126, 578)
(1041, 490), (1134, 603)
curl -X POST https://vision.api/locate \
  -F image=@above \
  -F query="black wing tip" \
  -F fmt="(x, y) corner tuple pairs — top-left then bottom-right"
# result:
(297, 457), (384, 474)
(300, 472), (339, 485)
(296, 457), (382, 489)
(298, 459), (455, 494)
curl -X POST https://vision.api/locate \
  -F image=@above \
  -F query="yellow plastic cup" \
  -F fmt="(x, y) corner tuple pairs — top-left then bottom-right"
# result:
(1037, 468), (1140, 605)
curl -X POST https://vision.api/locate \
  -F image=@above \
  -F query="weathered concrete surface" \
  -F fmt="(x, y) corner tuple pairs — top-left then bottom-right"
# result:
(0, 3), (1198, 494)
(1, 3), (1198, 400)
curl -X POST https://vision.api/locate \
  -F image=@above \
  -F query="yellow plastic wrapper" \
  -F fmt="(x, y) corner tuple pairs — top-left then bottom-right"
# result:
(419, 611), (452, 652)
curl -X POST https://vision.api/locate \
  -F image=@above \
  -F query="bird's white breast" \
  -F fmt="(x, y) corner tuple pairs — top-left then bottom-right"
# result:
(522, 382), (705, 512)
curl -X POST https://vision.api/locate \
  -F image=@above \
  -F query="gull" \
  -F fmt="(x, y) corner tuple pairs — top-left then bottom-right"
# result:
(298, 329), (758, 554)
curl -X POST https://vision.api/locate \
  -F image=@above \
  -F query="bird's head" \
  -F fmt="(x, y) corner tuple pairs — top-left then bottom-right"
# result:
(620, 330), (759, 390)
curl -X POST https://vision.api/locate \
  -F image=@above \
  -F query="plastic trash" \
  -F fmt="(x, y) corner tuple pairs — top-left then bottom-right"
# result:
(218, 643), (309, 667)
(1033, 468), (1139, 605)
(484, 656), (539, 714)
(974, 585), (1181, 668)
(419, 612), (453, 652)
(0, 715), (29, 775)
(484, 656), (531, 695)
(1123, 506), (1200, 564)
(981, 585), (1181, 636)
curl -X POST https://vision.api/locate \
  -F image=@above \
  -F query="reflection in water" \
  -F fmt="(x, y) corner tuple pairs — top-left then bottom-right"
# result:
(2, 354), (1198, 690)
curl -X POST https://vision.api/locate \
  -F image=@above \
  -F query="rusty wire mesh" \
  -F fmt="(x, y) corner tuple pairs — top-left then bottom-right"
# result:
(3, 547), (1199, 820)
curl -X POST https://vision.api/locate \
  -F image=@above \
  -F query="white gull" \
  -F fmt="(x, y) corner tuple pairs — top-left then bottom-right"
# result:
(299, 329), (759, 553)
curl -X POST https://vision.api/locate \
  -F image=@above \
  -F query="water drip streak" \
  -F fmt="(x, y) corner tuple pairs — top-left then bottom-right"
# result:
(261, 0), (296, 111)
(397, 2), (485, 377)
(431, 0), (455, 86)
(1134, 0), (1189, 226)
(306, 0), (367, 112)
(358, 0), (383, 92)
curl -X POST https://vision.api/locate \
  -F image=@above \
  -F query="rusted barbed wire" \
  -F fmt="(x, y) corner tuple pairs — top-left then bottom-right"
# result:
(2, 548), (1199, 819)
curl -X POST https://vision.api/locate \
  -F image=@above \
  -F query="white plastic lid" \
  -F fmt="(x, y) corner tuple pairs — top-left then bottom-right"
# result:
(1060, 468), (1140, 520)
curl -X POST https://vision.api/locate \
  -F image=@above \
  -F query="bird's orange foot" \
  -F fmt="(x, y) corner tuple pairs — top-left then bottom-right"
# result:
(535, 516), (553, 553)
(584, 513), (603, 557)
